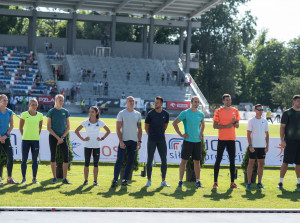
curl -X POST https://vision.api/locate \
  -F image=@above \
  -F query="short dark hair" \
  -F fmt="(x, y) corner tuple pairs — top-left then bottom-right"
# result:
(155, 96), (163, 103)
(255, 104), (262, 109)
(191, 96), (199, 102)
(222, 94), (231, 101)
(293, 95), (300, 100)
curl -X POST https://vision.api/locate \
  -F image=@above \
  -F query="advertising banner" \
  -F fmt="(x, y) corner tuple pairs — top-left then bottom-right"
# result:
(10, 130), (284, 166)
(167, 101), (190, 110)
(37, 95), (55, 105)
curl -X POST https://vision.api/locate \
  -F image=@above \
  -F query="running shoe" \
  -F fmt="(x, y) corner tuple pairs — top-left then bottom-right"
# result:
(93, 181), (99, 186)
(196, 181), (204, 188)
(177, 181), (183, 188)
(111, 180), (118, 188)
(257, 183), (264, 189)
(277, 182), (283, 189)
(62, 178), (72, 184)
(52, 178), (57, 184)
(32, 179), (39, 184)
(161, 181), (170, 187)
(213, 182), (218, 189)
(230, 182), (239, 189)
(145, 181), (151, 187)
(296, 183), (300, 189)
(0, 178), (3, 184)
(7, 178), (19, 184)
(246, 183), (251, 189)
(121, 180), (131, 186)
(21, 179), (26, 184)
(82, 180), (88, 186)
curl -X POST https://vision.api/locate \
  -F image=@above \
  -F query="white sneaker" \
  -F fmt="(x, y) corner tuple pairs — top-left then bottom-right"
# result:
(161, 180), (170, 187)
(145, 181), (151, 187)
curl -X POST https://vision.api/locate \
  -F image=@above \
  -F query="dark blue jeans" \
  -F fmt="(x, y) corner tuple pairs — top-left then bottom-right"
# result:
(113, 140), (137, 181)
(147, 139), (167, 179)
(0, 138), (13, 177)
(21, 140), (39, 178)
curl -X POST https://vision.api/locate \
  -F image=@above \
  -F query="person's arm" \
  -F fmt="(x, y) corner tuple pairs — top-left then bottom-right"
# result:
(19, 118), (25, 135)
(280, 123), (286, 148)
(116, 121), (125, 149)
(213, 121), (233, 129)
(39, 120), (43, 135)
(75, 125), (89, 141)
(145, 123), (150, 135)
(61, 117), (70, 139)
(164, 123), (168, 131)
(265, 131), (269, 153)
(200, 121), (205, 140)
(172, 118), (188, 138)
(137, 122), (142, 150)
(47, 117), (63, 144)
(98, 125), (111, 141)
(247, 130), (254, 152)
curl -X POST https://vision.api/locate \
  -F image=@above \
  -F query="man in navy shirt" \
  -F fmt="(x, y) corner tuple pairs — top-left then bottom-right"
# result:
(145, 96), (170, 187)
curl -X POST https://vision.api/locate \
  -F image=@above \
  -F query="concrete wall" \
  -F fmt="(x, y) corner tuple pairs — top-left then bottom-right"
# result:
(0, 34), (179, 59)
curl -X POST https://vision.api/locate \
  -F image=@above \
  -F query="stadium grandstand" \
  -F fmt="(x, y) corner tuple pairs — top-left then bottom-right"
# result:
(0, 0), (223, 115)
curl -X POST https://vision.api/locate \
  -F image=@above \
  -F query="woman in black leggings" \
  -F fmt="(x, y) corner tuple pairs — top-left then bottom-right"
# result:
(75, 106), (111, 186)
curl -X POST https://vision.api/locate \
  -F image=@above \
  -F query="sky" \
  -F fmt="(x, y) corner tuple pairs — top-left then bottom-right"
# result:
(239, 0), (300, 42)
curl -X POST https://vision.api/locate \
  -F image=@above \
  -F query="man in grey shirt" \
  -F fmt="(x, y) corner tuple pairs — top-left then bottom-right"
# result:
(111, 96), (142, 187)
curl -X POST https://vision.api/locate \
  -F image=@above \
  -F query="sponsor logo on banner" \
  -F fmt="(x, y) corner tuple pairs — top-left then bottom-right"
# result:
(168, 138), (183, 160)
(167, 101), (190, 110)
(38, 96), (55, 104)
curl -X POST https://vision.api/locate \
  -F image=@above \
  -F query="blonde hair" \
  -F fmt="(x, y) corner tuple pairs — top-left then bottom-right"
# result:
(29, 98), (38, 105)
(0, 94), (8, 101)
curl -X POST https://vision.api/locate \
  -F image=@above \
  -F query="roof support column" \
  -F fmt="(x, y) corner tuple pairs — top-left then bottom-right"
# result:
(110, 14), (116, 57)
(179, 27), (184, 58)
(142, 15), (148, 58)
(67, 12), (77, 54)
(185, 19), (192, 73)
(28, 9), (37, 52)
(148, 16), (154, 59)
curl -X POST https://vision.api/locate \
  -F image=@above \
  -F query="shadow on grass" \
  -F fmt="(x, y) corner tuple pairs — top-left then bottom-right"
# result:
(60, 185), (95, 196)
(161, 184), (197, 200)
(0, 182), (32, 195)
(129, 186), (164, 199)
(203, 188), (233, 201)
(21, 178), (63, 195)
(277, 188), (300, 202)
(241, 189), (265, 200)
(97, 186), (128, 198)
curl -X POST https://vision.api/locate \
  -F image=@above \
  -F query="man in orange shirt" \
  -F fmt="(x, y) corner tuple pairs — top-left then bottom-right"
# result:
(213, 94), (241, 189)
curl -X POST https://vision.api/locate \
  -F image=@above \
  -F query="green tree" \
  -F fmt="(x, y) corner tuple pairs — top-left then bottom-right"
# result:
(270, 75), (300, 108)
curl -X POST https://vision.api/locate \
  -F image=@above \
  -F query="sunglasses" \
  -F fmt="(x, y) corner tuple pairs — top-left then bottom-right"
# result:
(256, 109), (263, 111)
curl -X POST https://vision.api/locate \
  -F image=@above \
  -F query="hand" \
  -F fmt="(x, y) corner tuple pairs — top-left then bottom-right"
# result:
(0, 137), (4, 144)
(249, 146), (255, 153)
(120, 142), (126, 149)
(181, 134), (189, 139)
(57, 137), (64, 145)
(280, 140), (286, 148)
(97, 137), (103, 141)
(227, 123), (234, 128)
(83, 137), (90, 141)
(265, 146), (269, 153)
(137, 142), (141, 151)
(232, 117), (236, 123)
(200, 134), (203, 140)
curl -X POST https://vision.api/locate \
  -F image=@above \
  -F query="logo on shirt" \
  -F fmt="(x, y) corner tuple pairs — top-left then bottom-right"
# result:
(62, 113), (65, 115)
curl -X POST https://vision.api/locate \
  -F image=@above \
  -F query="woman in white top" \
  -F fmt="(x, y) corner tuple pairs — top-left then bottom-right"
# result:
(75, 106), (110, 186)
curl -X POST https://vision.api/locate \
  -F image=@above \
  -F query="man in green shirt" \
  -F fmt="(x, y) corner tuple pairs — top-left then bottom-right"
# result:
(173, 96), (205, 188)
(47, 94), (71, 184)
(19, 98), (43, 184)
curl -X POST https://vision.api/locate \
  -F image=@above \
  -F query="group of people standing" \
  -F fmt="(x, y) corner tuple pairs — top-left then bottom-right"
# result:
(0, 93), (300, 191)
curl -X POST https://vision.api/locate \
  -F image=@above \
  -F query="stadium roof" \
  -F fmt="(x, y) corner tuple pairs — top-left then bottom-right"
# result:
(3, 0), (224, 18)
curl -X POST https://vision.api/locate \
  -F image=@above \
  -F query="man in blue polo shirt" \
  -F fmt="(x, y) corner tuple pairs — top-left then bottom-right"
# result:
(173, 96), (205, 188)
(145, 96), (170, 187)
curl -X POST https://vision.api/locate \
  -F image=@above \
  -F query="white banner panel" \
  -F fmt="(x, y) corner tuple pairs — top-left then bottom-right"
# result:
(10, 130), (284, 166)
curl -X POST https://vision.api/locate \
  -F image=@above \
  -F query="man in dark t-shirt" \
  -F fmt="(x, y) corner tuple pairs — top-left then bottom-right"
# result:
(145, 96), (169, 187)
(278, 95), (300, 189)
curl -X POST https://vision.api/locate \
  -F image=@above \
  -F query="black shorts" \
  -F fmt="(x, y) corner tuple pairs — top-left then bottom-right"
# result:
(49, 134), (69, 163)
(283, 140), (300, 165)
(249, 147), (266, 159)
(181, 141), (201, 161)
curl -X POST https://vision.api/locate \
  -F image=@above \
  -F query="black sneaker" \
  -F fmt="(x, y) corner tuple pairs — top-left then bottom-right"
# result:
(82, 180), (88, 186)
(196, 181), (204, 188)
(177, 181), (183, 188)
(93, 181), (99, 186)
(62, 178), (72, 184)
(297, 183), (300, 189)
(121, 180), (131, 186)
(52, 178), (57, 184)
(277, 182), (283, 189)
(111, 180), (118, 188)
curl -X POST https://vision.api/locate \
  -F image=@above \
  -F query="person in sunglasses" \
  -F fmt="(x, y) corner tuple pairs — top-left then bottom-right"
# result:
(246, 104), (269, 189)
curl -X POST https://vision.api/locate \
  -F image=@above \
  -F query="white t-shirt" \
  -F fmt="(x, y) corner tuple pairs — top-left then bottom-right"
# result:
(247, 117), (269, 148)
(116, 109), (141, 142)
(81, 119), (106, 148)
(276, 109), (282, 115)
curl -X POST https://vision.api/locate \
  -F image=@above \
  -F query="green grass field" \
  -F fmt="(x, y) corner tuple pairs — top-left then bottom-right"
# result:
(1, 115), (291, 208)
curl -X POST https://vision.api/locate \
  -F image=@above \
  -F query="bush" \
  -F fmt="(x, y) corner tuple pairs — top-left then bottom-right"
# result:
(241, 146), (258, 173)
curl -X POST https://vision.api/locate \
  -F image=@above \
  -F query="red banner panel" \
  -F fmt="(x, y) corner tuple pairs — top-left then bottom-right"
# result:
(167, 101), (190, 110)
(38, 96), (55, 105)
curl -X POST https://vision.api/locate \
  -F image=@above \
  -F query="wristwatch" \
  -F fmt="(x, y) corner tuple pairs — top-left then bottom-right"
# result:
(138, 141), (142, 143)
(101, 137), (105, 140)
(5, 133), (9, 137)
